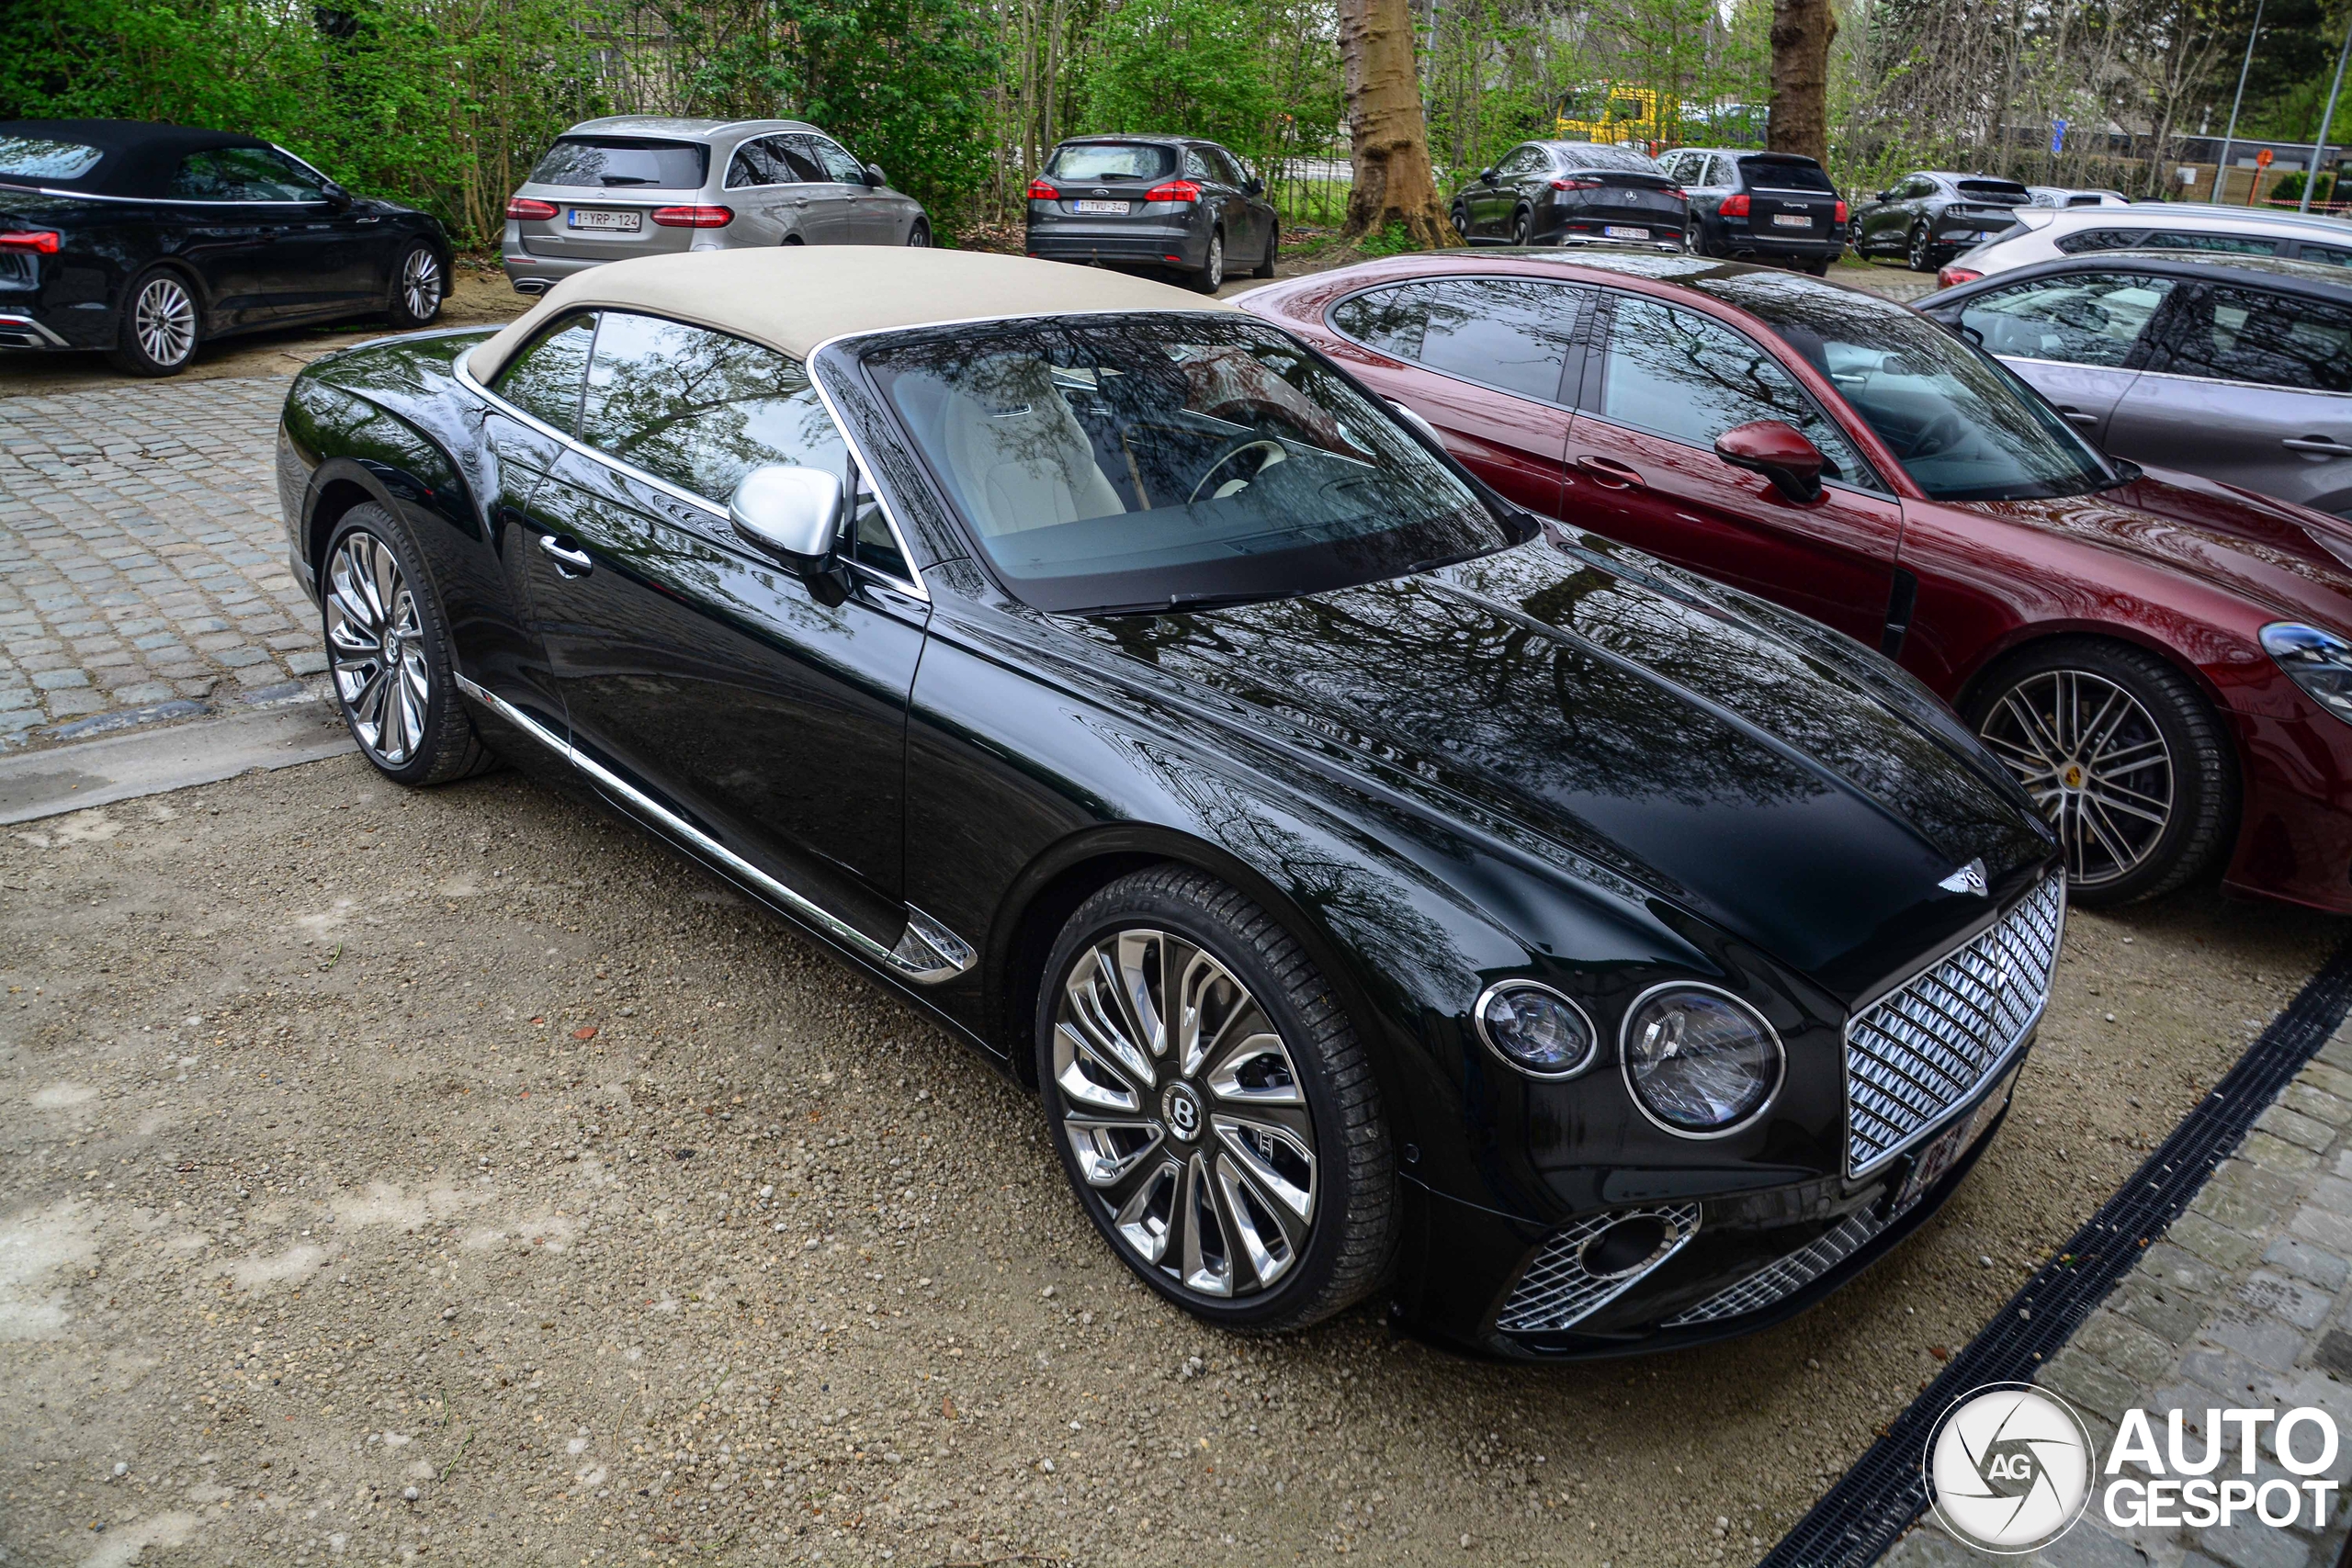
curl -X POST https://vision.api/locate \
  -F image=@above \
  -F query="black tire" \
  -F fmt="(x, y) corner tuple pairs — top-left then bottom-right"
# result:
(1684, 220), (1705, 256)
(906, 219), (932, 247)
(386, 242), (445, 329)
(1193, 229), (1226, 293)
(1253, 220), (1278, 278)
(1509, 208), (1532, 245)
(1036, 865), (1395, 1333)
(1906, 223), (1935, 272)
(320, 504), (499, 787)
(1450, 203), (1470, 239)
(108, 265), (200, 377)
(1802, 258), (1831, 276)
(1962, 638), (2236, 907)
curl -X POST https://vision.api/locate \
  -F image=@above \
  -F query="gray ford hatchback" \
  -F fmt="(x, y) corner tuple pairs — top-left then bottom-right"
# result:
(502, 116), (931, 296)
(1024, 136), (1280, 293)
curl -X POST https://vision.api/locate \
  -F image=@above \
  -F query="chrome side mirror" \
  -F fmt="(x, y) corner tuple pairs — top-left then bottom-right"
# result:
(729, 463), (850, 604)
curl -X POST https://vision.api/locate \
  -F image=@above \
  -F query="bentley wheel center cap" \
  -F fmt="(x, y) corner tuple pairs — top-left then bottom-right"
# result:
(1160, 1081), (1204, 1143)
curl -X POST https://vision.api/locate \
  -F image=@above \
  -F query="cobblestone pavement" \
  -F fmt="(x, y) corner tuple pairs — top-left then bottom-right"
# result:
(0, 376), (322, 749)
(1888, 1023), (2352, 1568)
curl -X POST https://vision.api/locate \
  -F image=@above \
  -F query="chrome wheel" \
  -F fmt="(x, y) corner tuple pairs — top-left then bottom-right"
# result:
(325, 530), (431, 767)
(400, 247), (443, 320)
(133, 276), (197, 367)
(1053, 928), (1317, 1301)
(1977, 669), (2173, 889)
(1202, 232), (1224, 291)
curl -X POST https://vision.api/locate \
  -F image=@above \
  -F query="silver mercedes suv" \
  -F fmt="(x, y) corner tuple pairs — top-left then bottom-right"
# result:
(502, 117), (932, 295)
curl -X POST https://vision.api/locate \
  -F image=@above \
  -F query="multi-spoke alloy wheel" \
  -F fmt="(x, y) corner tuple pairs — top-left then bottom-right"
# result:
(1038, 868), (1394, 1330)
(1966, 640), (2235, 906)
(317, 506), (496, 786)
(327, 529), (431, 768)
(1055, 927), (1317, 1299)
(112, 267), (200, 375)
(398, 246), (444, 323)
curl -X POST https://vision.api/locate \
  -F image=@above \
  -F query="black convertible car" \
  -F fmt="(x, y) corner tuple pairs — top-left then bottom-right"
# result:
(276, 247), (2063, 1358)
(0, 119), (450, 375)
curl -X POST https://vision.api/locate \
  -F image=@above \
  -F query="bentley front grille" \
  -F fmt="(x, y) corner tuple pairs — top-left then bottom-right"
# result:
(1845, 874), (2063, 1177)
(1494, 1203), (1701, 1335)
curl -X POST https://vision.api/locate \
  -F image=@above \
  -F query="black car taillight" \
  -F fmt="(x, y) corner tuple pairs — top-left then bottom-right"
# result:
(1549, 177), (1601, 192)
(1720, 193), (1751, 217)
(1026, 180), (1058, 200)
(0, 230), (62, 253)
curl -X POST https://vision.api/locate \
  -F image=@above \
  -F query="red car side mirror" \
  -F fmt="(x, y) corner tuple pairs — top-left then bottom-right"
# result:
(1714, 420), (1825, 503)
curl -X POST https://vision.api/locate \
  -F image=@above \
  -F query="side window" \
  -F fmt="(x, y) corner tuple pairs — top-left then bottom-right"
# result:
(2157, 287), (2352, 393)
(2054, 228), (2143, 255)
(1599, 296), (1876, 489)
(170, 146), (325, 201)
(1183, 147), (1215, 183)
(1957, 272), (2175, 367)
(1659, 152), (1694, 184)
(1329, 278), (1583, 401)
(1211, 147), (1249, 186)
(1709, 156), (1739, 188)
(2294, 242), (2352, 268)
(773, 137), (829, 184)
(492, 312), (598, 434)
(808, 137), (866, 185)
(2142, 229), (2281, 257)
(577, 310), (850, 504)
(725, 140), (783, 189)
(848, 469), (909, 580)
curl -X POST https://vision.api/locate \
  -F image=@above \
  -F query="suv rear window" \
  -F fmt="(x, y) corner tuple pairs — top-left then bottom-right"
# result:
(1955, 179), (2030, 202)
(1737, 157), (1832, 192)
(1552, 142), (1663, 174)
(1046, 143), (1174, 183)
(529, 138), (708, 190)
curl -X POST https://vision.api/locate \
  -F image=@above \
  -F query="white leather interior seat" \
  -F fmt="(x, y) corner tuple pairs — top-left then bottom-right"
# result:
(939, 355), (1125, 535)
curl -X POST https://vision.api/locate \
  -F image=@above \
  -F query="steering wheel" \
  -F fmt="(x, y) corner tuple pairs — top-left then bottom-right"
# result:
(1189, 439), (1287, 504)
(1903, 410), (1967, 460)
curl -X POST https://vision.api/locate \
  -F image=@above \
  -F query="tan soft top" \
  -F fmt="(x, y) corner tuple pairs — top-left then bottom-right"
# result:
(464, 246), (1230, 383)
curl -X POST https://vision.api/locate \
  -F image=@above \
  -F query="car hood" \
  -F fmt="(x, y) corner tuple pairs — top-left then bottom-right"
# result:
(1074, 531), (2053, 999)
(1974, 468), (2352, 628)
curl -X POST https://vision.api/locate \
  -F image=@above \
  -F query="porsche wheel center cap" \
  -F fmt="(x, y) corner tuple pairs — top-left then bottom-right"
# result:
(2061, 762), (2086, 790)
(1161, 1082), (1204, 1143)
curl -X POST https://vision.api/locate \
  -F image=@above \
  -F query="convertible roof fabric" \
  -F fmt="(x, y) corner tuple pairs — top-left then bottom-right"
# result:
(0, 119), (274, 198)
(464, 246), (1230, 383)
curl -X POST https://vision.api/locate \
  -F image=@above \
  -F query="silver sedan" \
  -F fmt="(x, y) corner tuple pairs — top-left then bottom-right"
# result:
(502, 116), (930, 296)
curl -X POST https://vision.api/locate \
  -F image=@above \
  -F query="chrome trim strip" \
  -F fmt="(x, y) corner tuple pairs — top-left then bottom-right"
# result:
(0, 313), (69, 347)
(453, 330), (930, 602)
(1471, 979), (1600, 1081)
(1616, 981), (1786, 1140)
(450, 672), (972, 984)
(1493, 1202), (1702, 1335)
(0, 182), (336, 208)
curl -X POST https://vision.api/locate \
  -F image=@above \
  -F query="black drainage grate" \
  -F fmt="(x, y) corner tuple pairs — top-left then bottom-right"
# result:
(1758, 932), (2352, 1568)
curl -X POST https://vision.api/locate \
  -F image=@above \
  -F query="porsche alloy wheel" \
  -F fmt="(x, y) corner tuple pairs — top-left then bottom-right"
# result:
(1039, 867), (1393, 1330)
(320, 506), (497, 786)
(1968, 640), (2234, 905)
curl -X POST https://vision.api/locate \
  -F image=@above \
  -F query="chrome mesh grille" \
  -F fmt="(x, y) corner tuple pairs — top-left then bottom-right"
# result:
(1493, 1203), (1701, 1335)
(1662, 1207), (1886, 1326)
(1845, 876), (2063, 1177)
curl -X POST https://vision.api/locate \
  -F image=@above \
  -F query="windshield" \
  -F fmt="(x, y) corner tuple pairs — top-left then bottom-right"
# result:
(855, 314), (1519, 614)
(1702, 274), (2114, 502)
(529, 138), (708, 189)
(1046, 143), (1175, 183)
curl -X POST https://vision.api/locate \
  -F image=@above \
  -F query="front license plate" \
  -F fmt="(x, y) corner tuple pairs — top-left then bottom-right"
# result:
(1771, 212), (1814, 229)
(1897, 1067), (2017, 1211)
(1602, 224), (1649, 239)
(567, 209), (642, 232)
(1070, 200), (1129, 215)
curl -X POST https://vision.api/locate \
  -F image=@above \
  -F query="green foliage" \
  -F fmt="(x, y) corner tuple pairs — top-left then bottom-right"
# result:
(1075, 0), (1276, 160)
(1356, 220), (1420, 255)
(2266, 168), (2339, 203)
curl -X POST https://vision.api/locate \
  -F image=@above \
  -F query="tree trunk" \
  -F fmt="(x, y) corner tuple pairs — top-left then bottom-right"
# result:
(1768, 0), (1837, 167)
(1337, 0), (1454, 245)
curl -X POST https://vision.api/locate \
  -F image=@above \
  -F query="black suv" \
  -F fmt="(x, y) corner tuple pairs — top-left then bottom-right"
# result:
(1024, 137), (1278, 293)
(1851, 171), (2032, 271)
(1449, 141), (1683, 250)
(1657, 148), (1846, 274)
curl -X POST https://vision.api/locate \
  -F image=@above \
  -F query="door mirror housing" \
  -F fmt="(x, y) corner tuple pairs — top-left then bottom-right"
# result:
(1242, 175), (1265, 197)
(321, 181), (355, 211)
(1479, 167), (1498, 185)
(863, 164), (888, 188)
(1713, 420), (1826, 503)
(729, 464), (851, 604)
(1877, 189), (1896, 203)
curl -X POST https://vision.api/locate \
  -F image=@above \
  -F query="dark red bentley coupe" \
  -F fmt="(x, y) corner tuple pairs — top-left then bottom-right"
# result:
(1239, 251), (2352, 914)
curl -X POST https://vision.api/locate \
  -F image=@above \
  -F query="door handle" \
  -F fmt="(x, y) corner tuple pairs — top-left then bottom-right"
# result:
(2058, 407), (2099, 427)
(1575, 455), (1644, 490)
(793, 197), (809, 207)
(2283, 435), (2352, 456)
(537, 534), (593, 576)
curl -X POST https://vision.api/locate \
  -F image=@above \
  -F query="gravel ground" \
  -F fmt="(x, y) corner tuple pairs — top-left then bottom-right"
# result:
(0, 750), (2337, 1568)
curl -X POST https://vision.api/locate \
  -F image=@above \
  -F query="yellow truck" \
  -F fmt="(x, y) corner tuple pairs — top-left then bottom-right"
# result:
(1553, 85), (1671, 147)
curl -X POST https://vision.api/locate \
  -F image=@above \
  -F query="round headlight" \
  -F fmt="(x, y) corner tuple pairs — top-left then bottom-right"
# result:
(1621, 986), (1782, 1134)
(1475, 982), (1597, 1078)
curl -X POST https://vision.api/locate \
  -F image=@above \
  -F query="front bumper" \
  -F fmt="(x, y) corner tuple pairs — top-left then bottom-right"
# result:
(1396, 1054), (2022, 1359)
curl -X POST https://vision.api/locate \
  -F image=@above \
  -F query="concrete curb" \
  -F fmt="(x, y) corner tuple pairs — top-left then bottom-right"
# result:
(0, 698), (354, 824)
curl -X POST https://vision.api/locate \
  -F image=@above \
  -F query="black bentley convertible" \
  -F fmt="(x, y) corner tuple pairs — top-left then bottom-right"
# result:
(0, 119), (450, 374)
(275, 246), (2062, 1358)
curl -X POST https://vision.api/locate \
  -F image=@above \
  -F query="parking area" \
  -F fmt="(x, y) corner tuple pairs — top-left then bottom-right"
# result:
(0, 747), (2335, 1566)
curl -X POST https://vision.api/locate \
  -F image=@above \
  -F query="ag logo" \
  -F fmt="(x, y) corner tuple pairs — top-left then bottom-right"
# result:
(1924, 1383), (2094, 1553)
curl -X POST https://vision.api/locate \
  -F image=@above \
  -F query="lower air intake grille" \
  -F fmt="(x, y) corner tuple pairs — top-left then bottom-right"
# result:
(1662, 1206), (1889, 1326)
(1846, 875), (2063, 1176)
(1494, 1203), (1701, 1335)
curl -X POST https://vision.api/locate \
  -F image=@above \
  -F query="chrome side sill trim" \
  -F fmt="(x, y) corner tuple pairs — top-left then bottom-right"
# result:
(0, 313), (70, 347)
(451, 672), (973, 985)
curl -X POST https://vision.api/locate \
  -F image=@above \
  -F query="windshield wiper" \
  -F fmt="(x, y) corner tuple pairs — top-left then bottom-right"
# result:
(1084, 589), (1285, 617)
(599, 175), (662, 186)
